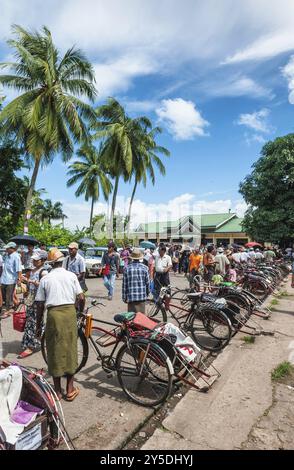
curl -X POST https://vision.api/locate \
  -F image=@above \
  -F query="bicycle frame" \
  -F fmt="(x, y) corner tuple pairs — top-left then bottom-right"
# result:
(78, 311), (126, 370)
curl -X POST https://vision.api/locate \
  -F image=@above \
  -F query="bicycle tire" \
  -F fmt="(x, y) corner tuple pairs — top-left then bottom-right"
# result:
(189, 305), (232, 352)
(41, 328), (89, 374)
(116, 339), (173, 407)
(145, 300), (167, 322)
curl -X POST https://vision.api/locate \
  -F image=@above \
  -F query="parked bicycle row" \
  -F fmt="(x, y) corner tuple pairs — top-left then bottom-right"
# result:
(0, 242), (291, 451)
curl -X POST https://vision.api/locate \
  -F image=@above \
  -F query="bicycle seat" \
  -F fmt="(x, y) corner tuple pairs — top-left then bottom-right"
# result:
(114, 312), (136, 323)
(187, 292), (202, 302)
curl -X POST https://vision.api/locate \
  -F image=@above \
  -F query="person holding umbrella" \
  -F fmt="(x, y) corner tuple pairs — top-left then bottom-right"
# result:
(21, 243), (35, 269)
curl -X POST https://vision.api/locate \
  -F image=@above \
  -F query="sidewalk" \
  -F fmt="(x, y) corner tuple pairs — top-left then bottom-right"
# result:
(142, 279), (294, 450)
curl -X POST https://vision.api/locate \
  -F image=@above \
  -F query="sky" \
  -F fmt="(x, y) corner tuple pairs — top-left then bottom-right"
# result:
(1, 0), (294, 229)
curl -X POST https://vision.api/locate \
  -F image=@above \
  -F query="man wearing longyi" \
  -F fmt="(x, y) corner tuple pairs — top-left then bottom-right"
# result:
(35, 247), (85, 401)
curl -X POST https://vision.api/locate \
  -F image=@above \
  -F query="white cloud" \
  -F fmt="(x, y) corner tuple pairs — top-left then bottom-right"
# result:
(63, 201), (109, 230)
(282, 55), (294, 104)
(63, 193), (247, 231)
(233, 200), (248, 218)
(94, 55), (157, 100)
(2, 0), (294, 98)
(206, 76), (273, 99)
(224, 31), (294, 64)
(156, 98), (209, 140)
(244, 133), (266, 146)
(237, 108), (271, 133)
(124, 100), (158, 113)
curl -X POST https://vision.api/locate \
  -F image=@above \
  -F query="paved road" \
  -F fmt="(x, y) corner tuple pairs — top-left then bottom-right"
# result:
(0, 272), (188, 449)
(142, 278), (294, 450)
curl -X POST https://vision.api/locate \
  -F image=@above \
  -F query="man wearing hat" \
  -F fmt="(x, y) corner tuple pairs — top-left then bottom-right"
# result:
(0, 242), (22, 317)
(122, 248), (150, 314)
(35, 248), (85, 401)
(214, 247), (230, 276)
(63, 242), (86, 291)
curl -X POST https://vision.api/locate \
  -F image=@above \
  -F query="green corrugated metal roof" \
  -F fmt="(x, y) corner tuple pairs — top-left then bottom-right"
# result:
(214, 217), (244, 233)
(136, 213), (236, 233)
(200, 213), (235, 228)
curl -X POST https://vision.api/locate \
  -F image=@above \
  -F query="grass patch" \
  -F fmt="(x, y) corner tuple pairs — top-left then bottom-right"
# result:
(271, 362), (294, 382)
(279, 291), (289, 297)
(242, 336), (256, 344)
(270, 299), (279, 306)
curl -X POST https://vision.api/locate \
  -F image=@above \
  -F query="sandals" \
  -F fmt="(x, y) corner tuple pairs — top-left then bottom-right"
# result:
(18, 349), (34, 359)
(64, 387), (79, 402)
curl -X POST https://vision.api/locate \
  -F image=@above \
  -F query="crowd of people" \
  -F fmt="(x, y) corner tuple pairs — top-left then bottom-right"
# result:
(0, 238), (292, 402)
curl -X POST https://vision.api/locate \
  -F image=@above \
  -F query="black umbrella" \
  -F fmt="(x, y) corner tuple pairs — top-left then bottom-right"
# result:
(10, 235), (39, 246)
(77, 237), (96, 246)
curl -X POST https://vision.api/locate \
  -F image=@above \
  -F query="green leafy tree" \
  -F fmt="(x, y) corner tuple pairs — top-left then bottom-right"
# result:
(38, 199), (67, 224)
(240, 134), (294, 245)
(93, 98), (139, 237)
(0, 25), (96, 231)
(0, 138), (27, 241)
(67, 143), (112, 231)
(126, 123), (170, 236)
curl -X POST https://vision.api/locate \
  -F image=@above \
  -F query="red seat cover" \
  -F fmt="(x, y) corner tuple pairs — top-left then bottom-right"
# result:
(132, 312), (158, 330)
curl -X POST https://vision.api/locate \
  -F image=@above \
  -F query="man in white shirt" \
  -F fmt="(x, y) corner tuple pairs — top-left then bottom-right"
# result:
(63, 242), (86, 290)
(154, 245), (172, 299)
(231, 249), (242, 264)
(0, 242), (22, 315)
(240, 248), (250, 264)
(255, 249), (264, 261)
(247, 248), (256, 263)
(214, 247), (230, 276)
(35, 248), (85, 401)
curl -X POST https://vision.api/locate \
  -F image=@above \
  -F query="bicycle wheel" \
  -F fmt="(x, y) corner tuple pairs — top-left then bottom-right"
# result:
(145, 300), (167, 322)
(221, 295), (251, 332)
(116, 339), (173, 407)
(244, 280), (269, 300)
(41, 328), (89, 374)
(189, 305), (232, 352)
(168, 289), (192, 316)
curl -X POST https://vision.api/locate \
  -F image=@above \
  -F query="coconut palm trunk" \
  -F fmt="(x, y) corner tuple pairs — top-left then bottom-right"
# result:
(89, 196), (95, 233)
(126, 180), (138, 238)
(110, 175), (120, 239)
(24, 157), (41, 234)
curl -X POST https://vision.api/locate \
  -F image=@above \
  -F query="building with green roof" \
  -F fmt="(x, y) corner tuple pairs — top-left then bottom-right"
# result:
(134, 212), (250, 246)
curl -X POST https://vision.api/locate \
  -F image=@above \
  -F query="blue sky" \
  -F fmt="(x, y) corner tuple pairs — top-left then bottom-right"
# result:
(1, 0), (294, 229)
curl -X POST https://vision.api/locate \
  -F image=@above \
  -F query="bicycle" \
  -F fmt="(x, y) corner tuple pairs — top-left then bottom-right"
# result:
(41, 301), (173, 407)
(147, 287), (232, 352)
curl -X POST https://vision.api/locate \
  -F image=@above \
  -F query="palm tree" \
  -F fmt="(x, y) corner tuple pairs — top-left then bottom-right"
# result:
(67, 143), (112, 231)
(126, 124), (170, 236)
(38, 199), (67, 224)
(0, 25), (96, 232)
(92, 98), (139, 237)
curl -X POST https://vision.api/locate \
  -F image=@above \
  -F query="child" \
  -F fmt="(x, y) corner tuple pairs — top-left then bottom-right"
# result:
(228, 263), (237, 283)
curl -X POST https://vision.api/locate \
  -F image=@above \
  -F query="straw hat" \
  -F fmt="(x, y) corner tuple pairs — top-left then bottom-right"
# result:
(68, 242), (79, 249)
(129, 248), (143, 260)
(47, 247), (66, 264)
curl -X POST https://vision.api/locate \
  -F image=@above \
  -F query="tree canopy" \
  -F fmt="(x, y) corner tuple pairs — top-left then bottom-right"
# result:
(240, 134), (294, 244)
(0, 137), (27, 241)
